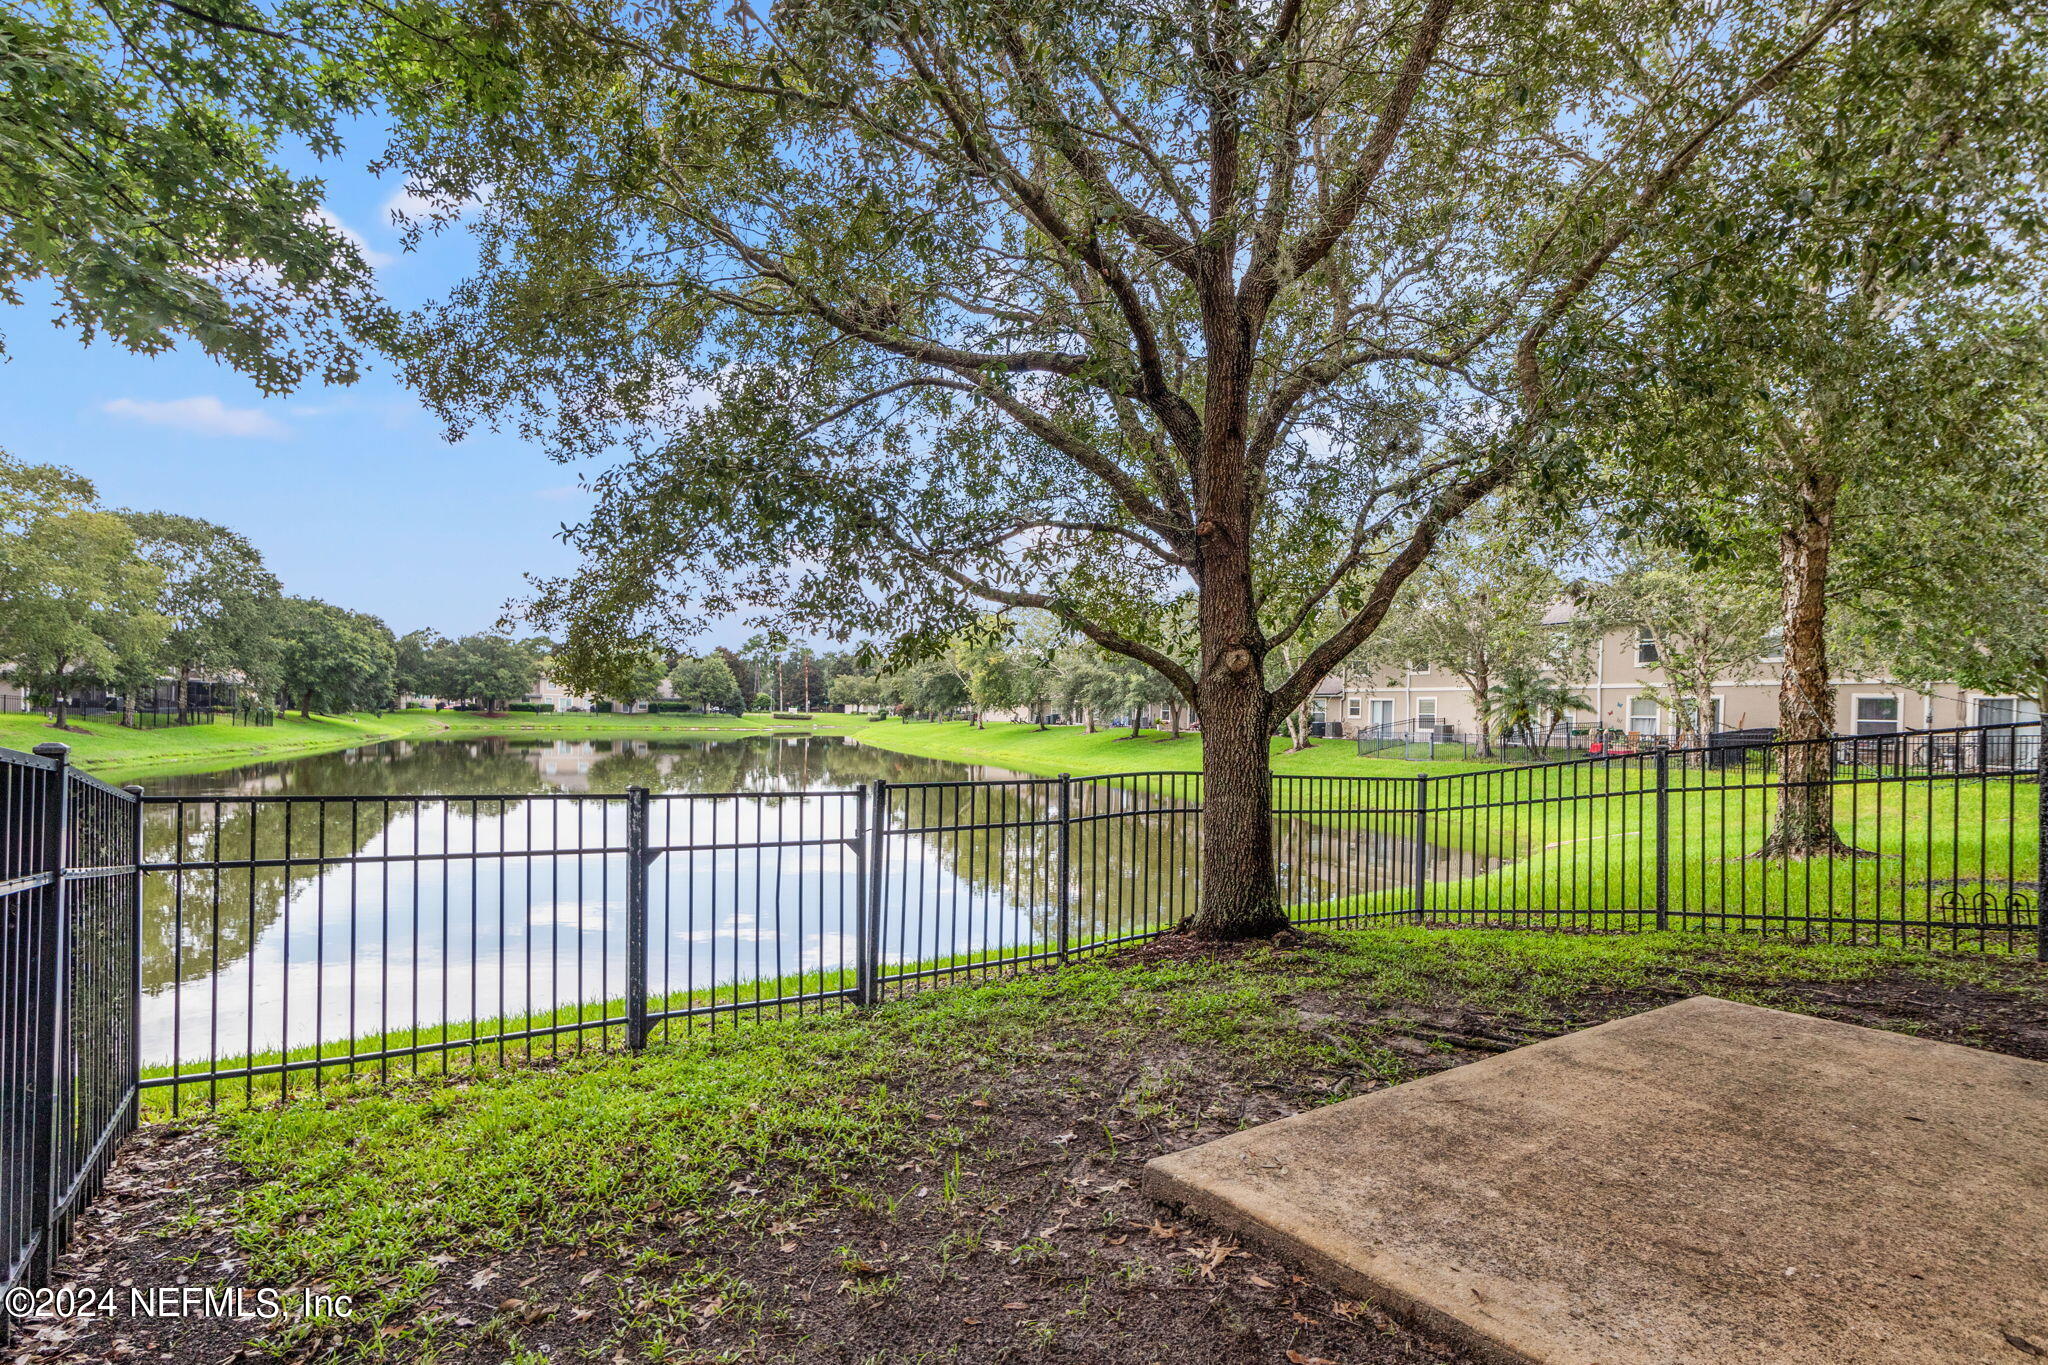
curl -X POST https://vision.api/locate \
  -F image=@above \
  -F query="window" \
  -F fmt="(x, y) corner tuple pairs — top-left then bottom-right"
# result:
(1978, 698), (2040, 766)
(1628, 697), (1660, 735)
(1636, 629), (1660, 665)
(1346, 697), (1362, 718)
(1409, 660), (1431, 675)
(1416, 698), (1438, 731)
(1853, 695), (1900, 736)
(1369, 699), (1394, 731)
(1760, 629), (1784, 664)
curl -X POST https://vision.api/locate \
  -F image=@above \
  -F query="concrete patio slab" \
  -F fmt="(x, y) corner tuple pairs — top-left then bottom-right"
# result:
(1144, 996), (2048, 1364)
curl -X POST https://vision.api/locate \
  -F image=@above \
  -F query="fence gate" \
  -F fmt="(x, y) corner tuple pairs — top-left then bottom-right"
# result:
(2, 744), (141, 1325)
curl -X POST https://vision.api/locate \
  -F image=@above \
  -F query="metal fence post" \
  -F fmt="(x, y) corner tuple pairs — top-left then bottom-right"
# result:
(848, 782), (870, 1005)
(28, 744), (70, 1285)
(122, 786), (145, 1133)
(623, 786), (650, 1050)
(1411, 773), (1429, 922)
(2036, 730), (2047, 963)
(1654, 750), (1670, 933)
(857, 780), (888, 1005)
(1055, 774), (1072, 962)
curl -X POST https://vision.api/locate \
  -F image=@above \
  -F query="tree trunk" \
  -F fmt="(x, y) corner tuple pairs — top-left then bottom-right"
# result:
(1190, 664), (1287, 938)
(299, 691), (313, 720)
(1760, 470), (1863, 858)
(1128, 709), (1142, 739)
(1084, 708), (1096, 733)
(1169, 705), (1182, 738)
(1464, 662), (1492, 758)
(178, 662), (193, 721)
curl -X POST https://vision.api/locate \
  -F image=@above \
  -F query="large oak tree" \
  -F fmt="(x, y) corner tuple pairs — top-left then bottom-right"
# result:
(380, 0), (2002, 935)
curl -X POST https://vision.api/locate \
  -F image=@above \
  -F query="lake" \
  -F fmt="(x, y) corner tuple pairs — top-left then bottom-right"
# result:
(138, 734), (1488, 1072)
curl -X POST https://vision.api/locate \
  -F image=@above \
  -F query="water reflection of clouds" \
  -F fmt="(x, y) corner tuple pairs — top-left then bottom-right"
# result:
(141, 738), (1475, 1072)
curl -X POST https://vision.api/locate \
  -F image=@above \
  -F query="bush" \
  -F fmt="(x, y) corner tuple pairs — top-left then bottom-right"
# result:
(506, 702), (555, 713)
(647, 701), (695, 714)
(593, 701), (613, 713)
(772, 712), (814, 721)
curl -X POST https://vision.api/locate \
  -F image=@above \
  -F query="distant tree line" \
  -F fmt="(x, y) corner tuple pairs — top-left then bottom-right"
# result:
(0, 449), (567, 726)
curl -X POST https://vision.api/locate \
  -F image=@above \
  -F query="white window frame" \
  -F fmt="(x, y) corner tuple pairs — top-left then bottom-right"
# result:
(1978, 697), (2041, 725)
(1851, 693), (1901, 736)
(1409, 661), (1432, 675)
(1635, 629), (1660, 666)
(1368, 698), (1394, 731)
(1415, 697), (1438, 729)
(1346, 697), (1362, 718)
(1628, 697), (1660, 736)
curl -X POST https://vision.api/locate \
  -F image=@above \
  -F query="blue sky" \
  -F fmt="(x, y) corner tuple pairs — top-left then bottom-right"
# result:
(0, 123), (610, 643)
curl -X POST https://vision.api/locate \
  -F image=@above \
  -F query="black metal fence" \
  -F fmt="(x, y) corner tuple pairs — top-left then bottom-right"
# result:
(3, 746), (140, 1321)
(1353, 716), (1594, 762)
(5, 721), (2044, 1317)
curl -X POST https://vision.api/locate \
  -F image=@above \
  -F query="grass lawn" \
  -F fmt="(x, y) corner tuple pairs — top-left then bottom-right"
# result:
(28, 927), (2047, 1365)
(827, 717), (1505, 782)
(1, 708), (816, 785)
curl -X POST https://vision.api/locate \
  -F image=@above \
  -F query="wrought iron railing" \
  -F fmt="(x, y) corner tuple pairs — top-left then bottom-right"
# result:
(2, 746), (141, 1325)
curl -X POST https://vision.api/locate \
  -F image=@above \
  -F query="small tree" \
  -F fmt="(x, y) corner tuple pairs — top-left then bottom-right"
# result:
(1588, 555), (1776, 749)
(0, 507), (165, 729)
(1485, 667), (1590, 755)
(1389, 517), (1568, 758)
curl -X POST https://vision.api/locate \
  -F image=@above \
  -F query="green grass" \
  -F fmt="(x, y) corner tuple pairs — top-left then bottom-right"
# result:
(190, 926), (2041, 1358)
(829, 717), (1504, 781)
(2, 707), (819, 784)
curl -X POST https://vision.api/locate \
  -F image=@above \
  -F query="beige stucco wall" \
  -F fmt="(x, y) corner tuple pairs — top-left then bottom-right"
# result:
(1321, 627), (2015, 739)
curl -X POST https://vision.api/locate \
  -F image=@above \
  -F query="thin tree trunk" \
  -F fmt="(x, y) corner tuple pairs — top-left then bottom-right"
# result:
(1760, 470), (1863, 857)
(1169, 704), (1182, 738)
(1128, 709), (1142, 739)
(1464, 662), (1492, 759)
(178, 662), (193, 721)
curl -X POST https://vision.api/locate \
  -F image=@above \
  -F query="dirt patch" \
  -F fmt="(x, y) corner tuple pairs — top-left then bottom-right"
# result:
(1105, 927), (1326, 967)
(10, 955), (2044, 1365)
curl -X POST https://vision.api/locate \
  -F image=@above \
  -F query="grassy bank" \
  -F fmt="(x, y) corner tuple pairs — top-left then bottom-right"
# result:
(1, 707), (813, 783)
(51, 927), (2048, 1365)
(834, 716), (1491, 781)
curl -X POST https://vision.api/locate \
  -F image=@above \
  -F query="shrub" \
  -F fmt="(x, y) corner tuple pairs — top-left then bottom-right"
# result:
(506, 702), (555, 713)
(772, 712), (814, 721)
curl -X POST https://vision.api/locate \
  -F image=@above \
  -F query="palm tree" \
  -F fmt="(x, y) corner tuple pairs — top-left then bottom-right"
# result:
(1485, 668), (1592, 757)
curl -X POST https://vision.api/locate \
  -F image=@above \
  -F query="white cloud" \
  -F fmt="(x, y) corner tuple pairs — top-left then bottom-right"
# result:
(102, 396), (291, 440)
(382, 182), (492, 226)
(535, 485), (585, 502)
(310, 208), (395, 269)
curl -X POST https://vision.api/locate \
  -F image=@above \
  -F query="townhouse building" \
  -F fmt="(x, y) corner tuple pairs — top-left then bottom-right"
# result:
(1317, 621), (2038, 742)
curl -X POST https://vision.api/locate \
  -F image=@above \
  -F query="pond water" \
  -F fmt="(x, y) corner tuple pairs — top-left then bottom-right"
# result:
(138, 735), (1488, 1068)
